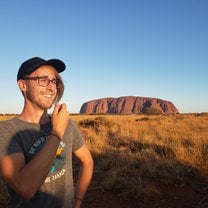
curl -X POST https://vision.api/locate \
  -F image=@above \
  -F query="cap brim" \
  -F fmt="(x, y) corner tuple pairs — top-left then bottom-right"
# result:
(46, 59), (66, 73)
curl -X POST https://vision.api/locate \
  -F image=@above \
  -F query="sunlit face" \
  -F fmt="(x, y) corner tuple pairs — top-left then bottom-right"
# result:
(23, 65), (59, 110)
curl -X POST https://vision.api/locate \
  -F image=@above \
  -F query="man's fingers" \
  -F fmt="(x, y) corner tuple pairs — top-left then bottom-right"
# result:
(51, 103), (69, 139)
(53, 103), (61, 115)
(53, 103), (68, 115)
(59, 103), (66, 112)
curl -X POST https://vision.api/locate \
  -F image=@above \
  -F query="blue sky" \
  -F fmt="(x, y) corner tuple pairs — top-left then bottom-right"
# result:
(0, 0), (207, 114)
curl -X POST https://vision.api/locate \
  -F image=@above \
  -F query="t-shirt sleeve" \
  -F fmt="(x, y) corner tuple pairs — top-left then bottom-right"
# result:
(0, 120), (23, 157)
(70, 120), (84, 152)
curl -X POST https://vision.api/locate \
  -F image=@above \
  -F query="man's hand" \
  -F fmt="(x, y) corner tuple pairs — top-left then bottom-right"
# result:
(51, 103), (69, 139)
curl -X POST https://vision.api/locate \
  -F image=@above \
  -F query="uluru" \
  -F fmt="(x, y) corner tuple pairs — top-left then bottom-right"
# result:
(79, 96), (179, 114)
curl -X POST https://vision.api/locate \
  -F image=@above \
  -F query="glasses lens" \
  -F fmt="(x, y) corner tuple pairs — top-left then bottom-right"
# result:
(38, 77), (60, 88)
(38, 77), (49, 87)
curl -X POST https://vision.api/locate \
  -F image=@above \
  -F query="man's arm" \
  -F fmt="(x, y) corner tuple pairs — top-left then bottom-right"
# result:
(0, 136), (60, 199)
(73, 145), (94, 208)
(0, 103), (69, 199)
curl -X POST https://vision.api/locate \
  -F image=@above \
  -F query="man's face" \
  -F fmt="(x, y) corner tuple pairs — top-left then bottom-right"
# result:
(23, 65), (58, 110)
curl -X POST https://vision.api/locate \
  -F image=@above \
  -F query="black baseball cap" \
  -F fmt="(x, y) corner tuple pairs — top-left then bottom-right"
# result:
(17, 57), (66, 81)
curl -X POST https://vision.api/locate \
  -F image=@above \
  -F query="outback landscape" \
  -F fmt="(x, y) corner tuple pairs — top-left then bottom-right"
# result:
(1, 113), (208, 208)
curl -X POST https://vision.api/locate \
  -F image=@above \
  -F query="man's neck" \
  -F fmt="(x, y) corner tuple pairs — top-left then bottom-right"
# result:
(19, 107), (50, 124)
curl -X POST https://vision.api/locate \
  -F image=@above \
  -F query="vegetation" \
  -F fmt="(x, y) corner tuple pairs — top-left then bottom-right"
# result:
(142, 107), (162, 115)
(0, 113), (208, 206)
(72, 113), (208, 201)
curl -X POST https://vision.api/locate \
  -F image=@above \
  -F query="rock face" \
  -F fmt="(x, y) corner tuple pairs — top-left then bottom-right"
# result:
(79, 96), (179, 114)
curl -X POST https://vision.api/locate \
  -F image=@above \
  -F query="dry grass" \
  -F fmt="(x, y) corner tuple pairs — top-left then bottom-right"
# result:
(1, 113), (208, 203)
(72, 113), (208, 199)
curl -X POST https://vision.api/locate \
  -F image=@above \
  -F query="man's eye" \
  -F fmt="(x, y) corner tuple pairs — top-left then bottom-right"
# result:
(40, 78), (48, 82)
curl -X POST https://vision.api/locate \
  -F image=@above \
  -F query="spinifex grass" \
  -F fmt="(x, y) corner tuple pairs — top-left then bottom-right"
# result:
(72, 113), (208, 199)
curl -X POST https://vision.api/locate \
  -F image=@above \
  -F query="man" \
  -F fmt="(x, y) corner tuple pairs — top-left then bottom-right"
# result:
(0, 57), (94, 208)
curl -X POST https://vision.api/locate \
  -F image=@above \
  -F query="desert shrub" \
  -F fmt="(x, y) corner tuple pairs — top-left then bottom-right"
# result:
(142, 107), (162, 115)
(79, 119), (99, 129)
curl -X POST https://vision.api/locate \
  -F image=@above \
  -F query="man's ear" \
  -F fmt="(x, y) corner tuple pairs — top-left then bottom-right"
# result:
(17, 80), (27, 92)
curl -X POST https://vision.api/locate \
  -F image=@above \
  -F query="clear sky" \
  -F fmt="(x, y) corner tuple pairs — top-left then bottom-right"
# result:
(0, 0), (207, 114)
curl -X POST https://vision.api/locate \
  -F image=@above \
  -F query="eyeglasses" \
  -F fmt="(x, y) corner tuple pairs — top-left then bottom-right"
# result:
(23, 76), (60, 88)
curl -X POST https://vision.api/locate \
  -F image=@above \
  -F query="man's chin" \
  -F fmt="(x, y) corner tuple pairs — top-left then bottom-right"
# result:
(42, 102), (54, 110)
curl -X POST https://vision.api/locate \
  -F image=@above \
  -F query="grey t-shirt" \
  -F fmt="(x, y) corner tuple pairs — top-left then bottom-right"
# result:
(0, 117), (84, 208)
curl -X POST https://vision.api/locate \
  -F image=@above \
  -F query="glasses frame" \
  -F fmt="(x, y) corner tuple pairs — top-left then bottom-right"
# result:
(22, 76), (60, 89)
